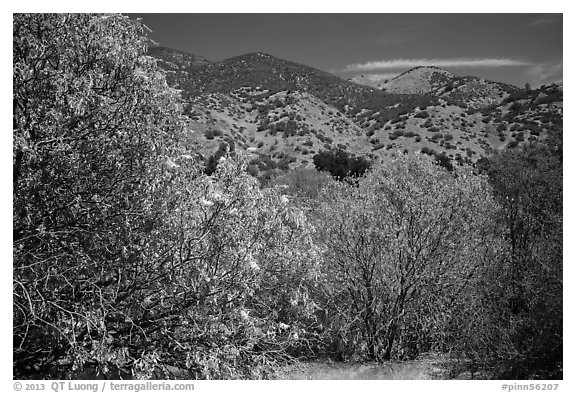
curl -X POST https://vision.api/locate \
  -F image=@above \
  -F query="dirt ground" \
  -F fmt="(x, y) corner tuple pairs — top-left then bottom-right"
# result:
(275, 353), (479, 380)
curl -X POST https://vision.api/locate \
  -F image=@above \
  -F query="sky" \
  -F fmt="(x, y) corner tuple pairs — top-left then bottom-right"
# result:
(128, 13), (563, 88)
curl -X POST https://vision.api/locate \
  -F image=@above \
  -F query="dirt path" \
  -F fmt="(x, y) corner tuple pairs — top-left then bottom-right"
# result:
(276, 353), (459, 380)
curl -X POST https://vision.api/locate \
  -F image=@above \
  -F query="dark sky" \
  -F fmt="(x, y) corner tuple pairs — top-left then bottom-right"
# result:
(128, 13), (563, 88)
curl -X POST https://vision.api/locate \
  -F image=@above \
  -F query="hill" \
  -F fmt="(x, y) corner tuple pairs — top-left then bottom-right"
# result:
(149, 47), (562, 177)
(353, 66), (519, 109)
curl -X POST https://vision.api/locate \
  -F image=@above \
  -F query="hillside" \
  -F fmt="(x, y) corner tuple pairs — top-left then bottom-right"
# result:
(149, 47), (562, 176)
(353, 66), (519, 109)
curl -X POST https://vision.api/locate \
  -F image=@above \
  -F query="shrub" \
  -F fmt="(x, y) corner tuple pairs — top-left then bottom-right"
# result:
(421, 146), (437, 156)
(269, 167), (333, 199)
(389, 130), (404, 140)
(316, 154), (499, 360)
(510, 101), (523, 112)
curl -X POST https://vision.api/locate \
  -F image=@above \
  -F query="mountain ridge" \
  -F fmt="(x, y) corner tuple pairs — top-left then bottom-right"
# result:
(148, 47), (562, 178)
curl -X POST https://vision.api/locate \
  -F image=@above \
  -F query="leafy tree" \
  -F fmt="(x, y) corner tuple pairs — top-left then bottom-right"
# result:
(131, 153), (321, 378)
(312, 149), (370, 180)
(314, 154), (499, 361)
(204, 142), (229, 175)
(13, 13), (184, 378)
(466, 143), (563, 378)
(13, 13), (320, 379)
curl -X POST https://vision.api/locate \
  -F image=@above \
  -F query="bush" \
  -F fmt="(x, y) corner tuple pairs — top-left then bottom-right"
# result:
(509, 101), (523, 112)
(268, 167), (333, 199)
(316, 154), (499, 361)
(421, 146), (436, 156)
(389, 130), (404, 140)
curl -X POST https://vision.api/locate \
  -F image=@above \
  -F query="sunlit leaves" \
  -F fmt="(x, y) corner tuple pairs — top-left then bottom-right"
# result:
(13, 13), (184, 378)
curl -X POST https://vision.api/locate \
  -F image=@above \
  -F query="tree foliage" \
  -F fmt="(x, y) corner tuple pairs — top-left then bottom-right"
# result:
(313, 154), (499, 361)
(463, 143), (563, 378)
(312, 149), (371, 180)
(13, 13), (320, 379)
(13, 13), (184, 377)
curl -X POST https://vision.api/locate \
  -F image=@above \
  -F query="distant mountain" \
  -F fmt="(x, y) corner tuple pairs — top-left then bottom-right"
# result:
(148, 47), (562, 177)
(352, 66), (519, 109)
(348, 74), (394, 90)
(379, 66), (455, 94)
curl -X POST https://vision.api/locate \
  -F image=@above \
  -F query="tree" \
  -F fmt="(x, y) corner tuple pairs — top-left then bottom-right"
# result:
(469, 143), (563, 378)
(13, 13), (185, 378)
(13, 14), (320, 379)
(314, 153), (499, 361)
(312, 149), (370, 180)
(128, 153), (321, 378)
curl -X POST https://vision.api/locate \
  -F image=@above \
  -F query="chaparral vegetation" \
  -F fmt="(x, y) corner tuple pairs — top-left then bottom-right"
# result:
(13, 14), (562, 380)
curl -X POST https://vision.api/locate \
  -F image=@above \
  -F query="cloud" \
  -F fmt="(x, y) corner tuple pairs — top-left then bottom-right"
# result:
(526, 61), (563, 86)
(343, 58), (531, 72)
(530, 14), (562, 27)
